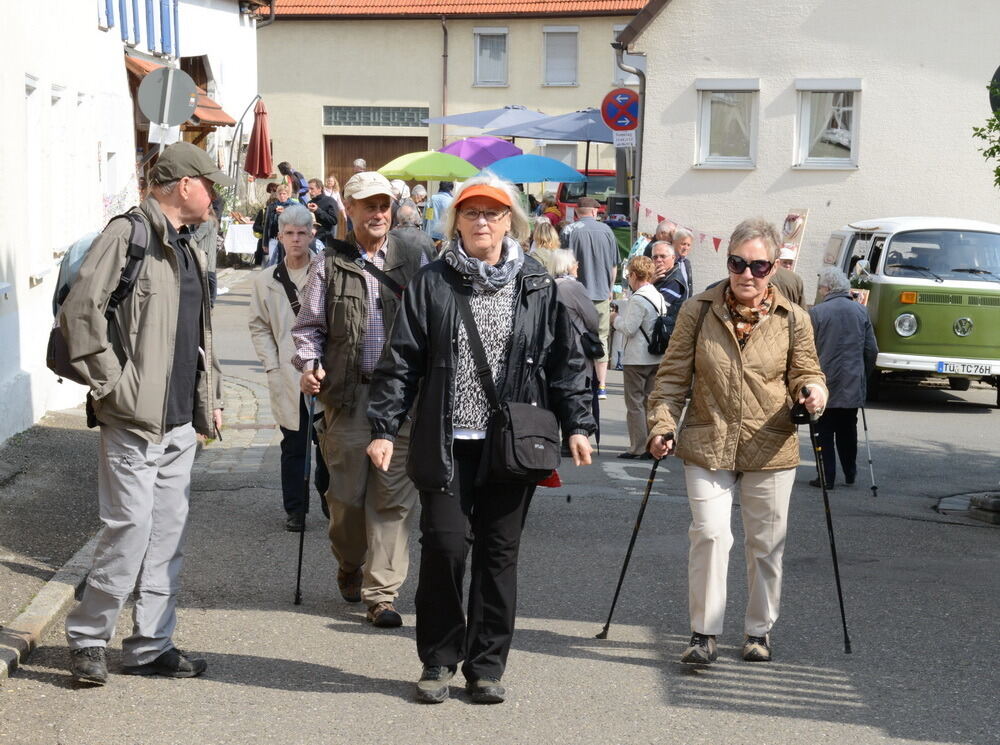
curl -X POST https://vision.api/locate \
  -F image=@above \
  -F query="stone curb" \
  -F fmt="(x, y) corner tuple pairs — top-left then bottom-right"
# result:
(0, 535), (98, 680)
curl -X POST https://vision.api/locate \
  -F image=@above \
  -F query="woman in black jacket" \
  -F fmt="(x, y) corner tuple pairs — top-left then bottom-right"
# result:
(366, 173), (595, 705)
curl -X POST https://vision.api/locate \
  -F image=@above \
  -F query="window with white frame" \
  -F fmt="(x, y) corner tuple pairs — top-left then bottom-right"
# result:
(544, 27), (578, 86)
(612, 25), (644, 86)
(695, 79), (759, 168)
(795, 79), (861, 167)
(474, 28), (508, 86)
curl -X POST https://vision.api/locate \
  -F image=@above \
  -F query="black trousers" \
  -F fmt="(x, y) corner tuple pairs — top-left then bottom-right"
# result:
(415, 439), (533, 681)
(815, 407), (858, 486)
(279, 394), (330, 515)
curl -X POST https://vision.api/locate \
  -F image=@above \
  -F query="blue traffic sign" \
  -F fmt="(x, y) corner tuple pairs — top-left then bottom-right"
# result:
(601, 88), (639, 131)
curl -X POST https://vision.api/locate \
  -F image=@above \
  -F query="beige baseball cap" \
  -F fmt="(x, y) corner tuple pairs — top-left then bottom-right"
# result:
(343, 171), (394, 201)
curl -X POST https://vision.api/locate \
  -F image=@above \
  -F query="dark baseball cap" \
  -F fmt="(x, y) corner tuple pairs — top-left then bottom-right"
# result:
(578, 197), (601, 210)
(150, 142), (235, 187)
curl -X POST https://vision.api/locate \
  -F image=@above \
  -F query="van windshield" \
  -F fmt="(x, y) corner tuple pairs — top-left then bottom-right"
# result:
(883, 230), (1000, 282)
(564, 175), (617, 203)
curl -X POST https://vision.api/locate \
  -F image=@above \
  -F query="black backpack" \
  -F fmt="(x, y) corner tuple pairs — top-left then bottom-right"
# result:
(637, 294), (673, 355)
(46, 210), (150, 385)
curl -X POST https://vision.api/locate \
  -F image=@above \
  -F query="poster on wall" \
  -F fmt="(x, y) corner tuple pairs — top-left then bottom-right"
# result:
(779, 209), (810, 269)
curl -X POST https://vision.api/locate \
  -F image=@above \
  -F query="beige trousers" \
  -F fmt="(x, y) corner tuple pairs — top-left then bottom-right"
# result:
(322, 384), (417, 607)
(622, 364), (658, 455)
(683, 464), (796, 637)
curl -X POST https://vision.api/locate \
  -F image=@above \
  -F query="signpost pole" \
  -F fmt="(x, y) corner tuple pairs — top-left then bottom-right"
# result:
(157, 67), (175, 154)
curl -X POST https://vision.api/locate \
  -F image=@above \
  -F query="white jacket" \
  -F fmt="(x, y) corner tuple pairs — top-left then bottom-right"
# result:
(248, 265), (320, 430)
(613, 283), (666, 366)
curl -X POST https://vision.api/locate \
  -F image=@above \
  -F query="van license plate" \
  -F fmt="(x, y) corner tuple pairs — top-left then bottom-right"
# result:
(936, 362), (993, 375)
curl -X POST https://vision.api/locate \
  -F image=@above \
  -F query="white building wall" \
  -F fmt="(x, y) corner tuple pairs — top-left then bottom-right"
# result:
(633, 0), (1000, 298)
(0, 3), (138, 445)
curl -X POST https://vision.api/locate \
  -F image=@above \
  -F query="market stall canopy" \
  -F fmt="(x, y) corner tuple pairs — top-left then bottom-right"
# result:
(424, 105), (547, 131)
(378, 151), (478, 181)
(485, 107), (613, 144)
(244, 99), (272, 179)
(125, 55), (235, 127)
(485, 154), (586, 183)
(440, 137), (522, 168)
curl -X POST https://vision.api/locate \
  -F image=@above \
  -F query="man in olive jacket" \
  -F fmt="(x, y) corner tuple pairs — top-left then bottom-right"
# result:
(61, 142), (227, 685)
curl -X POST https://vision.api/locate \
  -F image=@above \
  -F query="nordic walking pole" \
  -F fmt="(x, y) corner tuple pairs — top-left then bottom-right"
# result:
(799, 388), (852, 654)
(860, 407), (878, 498)
(596, 456), (661, 639)
(294, 360), (320, 606)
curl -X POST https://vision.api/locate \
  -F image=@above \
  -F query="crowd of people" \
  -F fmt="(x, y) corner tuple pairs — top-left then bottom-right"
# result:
(58, 141), (879, 705)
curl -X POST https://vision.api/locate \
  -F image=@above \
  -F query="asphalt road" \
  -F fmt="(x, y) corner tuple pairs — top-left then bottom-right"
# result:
(2, 266), (998, 745)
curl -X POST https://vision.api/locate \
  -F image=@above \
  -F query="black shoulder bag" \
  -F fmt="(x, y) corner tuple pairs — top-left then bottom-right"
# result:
(453, 290), (562, 486)
(272, 262), (301, 315)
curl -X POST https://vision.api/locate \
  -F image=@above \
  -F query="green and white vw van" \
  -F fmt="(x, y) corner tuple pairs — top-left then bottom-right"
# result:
(821, 217), (1000, 406)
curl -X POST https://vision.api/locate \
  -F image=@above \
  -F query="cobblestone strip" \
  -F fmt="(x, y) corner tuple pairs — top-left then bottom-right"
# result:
(195, 375), (281, 476)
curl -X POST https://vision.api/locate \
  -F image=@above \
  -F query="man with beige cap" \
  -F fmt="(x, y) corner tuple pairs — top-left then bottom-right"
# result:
(292, 171), (425, 628)
(62, 141), (228, 685)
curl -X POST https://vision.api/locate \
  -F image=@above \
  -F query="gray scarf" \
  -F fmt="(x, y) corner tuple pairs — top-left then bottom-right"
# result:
(443, 236), (524, 294)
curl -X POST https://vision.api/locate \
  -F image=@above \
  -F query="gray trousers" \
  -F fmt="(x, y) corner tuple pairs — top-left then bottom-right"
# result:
(65, 423), (197, 666)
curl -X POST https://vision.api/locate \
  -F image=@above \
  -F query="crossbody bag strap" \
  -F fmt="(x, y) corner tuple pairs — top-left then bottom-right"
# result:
(272, 262), (301, 315)
(785, 306), (795, 387)
(352, 251), (404, 298)
(635, 292), (664, 344)
(452, 290), (502, 411)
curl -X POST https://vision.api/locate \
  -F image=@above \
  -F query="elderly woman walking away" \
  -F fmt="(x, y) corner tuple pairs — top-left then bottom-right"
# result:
(613, 255), (665, 459)
(366, 174), (595, 705)
(648, 218), (827, 665)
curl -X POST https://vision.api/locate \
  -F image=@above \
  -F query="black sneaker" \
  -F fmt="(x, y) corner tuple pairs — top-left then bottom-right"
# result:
(680, 632), (717, 664)
(809, 478), (834, 490)
(466, 677), (505, 704)
(285, 512), (305, 532)
(415, 665), (456, 703)
(122, 647), (207, 678)
(69, 646), (108, 685)
(742, 634), (772, 662)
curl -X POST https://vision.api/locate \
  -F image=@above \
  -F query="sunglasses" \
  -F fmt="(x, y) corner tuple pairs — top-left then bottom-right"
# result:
(727, 254), (774, 279)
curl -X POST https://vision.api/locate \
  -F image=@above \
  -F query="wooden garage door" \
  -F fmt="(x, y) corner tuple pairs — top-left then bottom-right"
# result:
(323, 134), (427, 199)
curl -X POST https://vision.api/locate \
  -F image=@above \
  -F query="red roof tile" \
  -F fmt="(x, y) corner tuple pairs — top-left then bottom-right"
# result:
(269, 0), (645, 18)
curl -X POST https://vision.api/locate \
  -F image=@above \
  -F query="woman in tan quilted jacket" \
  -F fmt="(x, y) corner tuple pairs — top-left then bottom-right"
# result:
(647, 218), (827, 665)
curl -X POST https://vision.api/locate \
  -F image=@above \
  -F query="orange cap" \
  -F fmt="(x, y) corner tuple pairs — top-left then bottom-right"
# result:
(454, 184), (513, 208)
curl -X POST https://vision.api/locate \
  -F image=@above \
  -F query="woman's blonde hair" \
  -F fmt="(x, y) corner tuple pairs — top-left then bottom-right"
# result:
(531, 220), (560, 250)
(728, 218), (781, 262)
(628, 255), (655, 283)
(444, 172), (531, 243)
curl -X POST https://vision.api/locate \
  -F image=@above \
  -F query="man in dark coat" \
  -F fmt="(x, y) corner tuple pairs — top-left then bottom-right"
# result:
(808, 266), (878, 488)
(306, 178), (339, 244)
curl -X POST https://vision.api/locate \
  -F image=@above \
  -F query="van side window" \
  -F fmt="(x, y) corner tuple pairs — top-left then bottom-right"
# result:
(868, 237), (885, 273)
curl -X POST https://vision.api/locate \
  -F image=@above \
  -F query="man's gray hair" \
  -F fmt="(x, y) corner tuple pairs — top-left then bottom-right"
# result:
(152, 179), (179, 195)
(278, 204), (314, 230)
(817, 266), (851, 293)
(550, 248), (577, 276)
(648, 240), (674, 257)
(353, 158), (367, 169)
(444, 171), (531, 243)
(673, 227), (693, 245)
(396, 201), (421, 227)
(411, 184), (427, 198)
(728, 218), (781, 262)
(655, 220), (676, 240)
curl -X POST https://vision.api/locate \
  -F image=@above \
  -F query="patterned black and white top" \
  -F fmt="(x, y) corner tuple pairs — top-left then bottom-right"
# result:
(453, 279), (518, 435)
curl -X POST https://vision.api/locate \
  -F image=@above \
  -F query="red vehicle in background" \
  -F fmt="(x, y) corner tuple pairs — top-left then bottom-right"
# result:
(555, 169), (617, 215)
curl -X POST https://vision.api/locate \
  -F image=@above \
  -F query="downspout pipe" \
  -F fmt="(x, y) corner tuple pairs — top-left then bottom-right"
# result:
(440, 16), (448, 149)
(256, 0), (277, 29)
(613, 41), (645, 240)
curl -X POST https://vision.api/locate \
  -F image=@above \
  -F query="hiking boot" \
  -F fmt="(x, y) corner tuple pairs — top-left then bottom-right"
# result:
(337, 567), (363, 603)
(415, 665), (456, 704)
(743, 634), (772, 662)
(69, 646), (108, 686)
(680, 632), (717, 664)
(366, 601), (403, 628)
(122, 647), (206, 678)
(285, 512), (305, 532)
(466, 677), (505, 704)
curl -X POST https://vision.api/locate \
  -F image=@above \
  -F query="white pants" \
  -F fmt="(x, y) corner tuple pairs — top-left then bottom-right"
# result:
(684, 464), (796, 637)
(65, 423), (196, 666)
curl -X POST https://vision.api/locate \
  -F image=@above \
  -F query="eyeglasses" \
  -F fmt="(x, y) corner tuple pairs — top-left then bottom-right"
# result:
(458, 208), (510, 223)
(727, 254), (774, 279)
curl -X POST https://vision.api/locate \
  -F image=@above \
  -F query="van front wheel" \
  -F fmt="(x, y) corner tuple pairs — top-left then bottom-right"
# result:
(948, 377), (971, 392)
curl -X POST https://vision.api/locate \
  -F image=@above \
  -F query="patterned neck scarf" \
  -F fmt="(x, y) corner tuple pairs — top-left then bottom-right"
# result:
(724, 285), (775, 348)
(442, 235), (525, 295)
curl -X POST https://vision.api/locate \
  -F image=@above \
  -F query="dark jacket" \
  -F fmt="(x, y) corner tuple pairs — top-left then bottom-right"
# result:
(368, 255), (596, 492)
(809, 290), (878, 408)
(770, 266), (804, 306)
(308, 193), (339, 241)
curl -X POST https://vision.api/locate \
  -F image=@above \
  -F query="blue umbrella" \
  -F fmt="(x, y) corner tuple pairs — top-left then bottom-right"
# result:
(485, 154), (585, 184)
(423, 105), (547, 130)
(484, 107), (614, 144)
